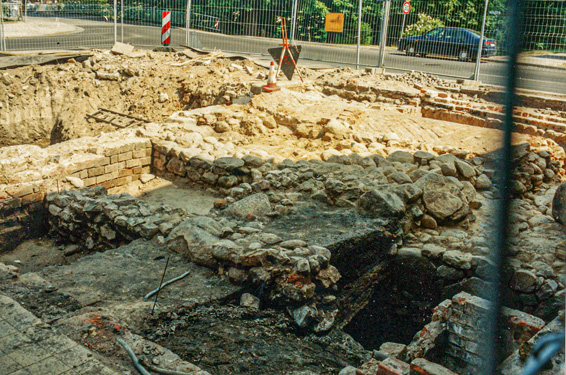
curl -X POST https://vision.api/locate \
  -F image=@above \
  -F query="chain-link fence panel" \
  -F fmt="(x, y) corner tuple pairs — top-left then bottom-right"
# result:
(377, 0), (491, 79)
(187, 0), (293, 54)
(120, 0), (188, 49)
(2, 0), (116, 51)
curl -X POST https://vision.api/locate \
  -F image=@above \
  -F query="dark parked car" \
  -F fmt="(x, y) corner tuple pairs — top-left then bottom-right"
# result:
(398, 27), (497, 62)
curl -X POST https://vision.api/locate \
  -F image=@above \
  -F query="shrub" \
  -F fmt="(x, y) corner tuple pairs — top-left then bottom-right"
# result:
(404, 13), (444, 37)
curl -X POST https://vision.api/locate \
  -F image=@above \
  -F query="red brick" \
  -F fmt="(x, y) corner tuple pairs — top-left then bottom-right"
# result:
(377, 357), (410, 375)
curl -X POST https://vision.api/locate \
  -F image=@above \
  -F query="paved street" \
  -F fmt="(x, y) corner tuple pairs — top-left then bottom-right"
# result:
(3, 16), (566, 94)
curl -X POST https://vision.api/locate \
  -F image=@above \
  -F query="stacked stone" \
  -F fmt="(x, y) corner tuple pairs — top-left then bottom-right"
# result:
(511, 143), (563, 196)
(0, 133), (153, 252)
(321, 81), (422, 108)
(44, 187), (341, 329)
(152, 140), (493, 228)
(166, 217), (340, 317)
(46, 187), (186, 251)
(355, 292), (546, 375)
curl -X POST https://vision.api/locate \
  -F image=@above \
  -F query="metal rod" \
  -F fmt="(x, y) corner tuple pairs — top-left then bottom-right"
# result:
(356, 0), (362, 69)
(24, 0), (27, 22)
(151, 257), (170, 315)
(120, 0), (123, 43)
(482, 0), (525, 373)
(113, 0), (117, 44)
(186, 0), (191, 46)
(290, 0), (298, 44)
(143, 271), (191, 301)
(0, 0), (6, 52)
(473, 0), (489, 81)
(378, 0), (391, 68)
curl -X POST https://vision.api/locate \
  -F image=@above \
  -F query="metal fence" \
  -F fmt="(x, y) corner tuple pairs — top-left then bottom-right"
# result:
(1, 0), (566, 80)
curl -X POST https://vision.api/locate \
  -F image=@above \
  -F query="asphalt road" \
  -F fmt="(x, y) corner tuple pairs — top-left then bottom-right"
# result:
(4, 18), (566, 95)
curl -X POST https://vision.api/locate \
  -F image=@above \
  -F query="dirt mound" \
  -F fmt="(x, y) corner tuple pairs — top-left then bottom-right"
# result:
(0, 50), (262, 147)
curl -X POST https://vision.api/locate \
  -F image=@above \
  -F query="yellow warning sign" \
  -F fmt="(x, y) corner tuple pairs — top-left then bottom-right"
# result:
(325, 13), (344, 33)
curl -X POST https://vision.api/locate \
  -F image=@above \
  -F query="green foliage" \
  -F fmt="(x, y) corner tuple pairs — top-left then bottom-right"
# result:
(361, 22), (372, 45)
(403, 13), (444, 37)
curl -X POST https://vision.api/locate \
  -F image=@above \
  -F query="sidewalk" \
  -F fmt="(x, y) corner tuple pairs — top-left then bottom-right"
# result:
(3, 17), (565, 71)
(487, 53), (566, 70)
(0, 293), (119, 375)
(2, 18), (83, 38)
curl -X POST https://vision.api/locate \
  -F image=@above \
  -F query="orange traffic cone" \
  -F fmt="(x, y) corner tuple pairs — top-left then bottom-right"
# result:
(262, 61), (281, 92)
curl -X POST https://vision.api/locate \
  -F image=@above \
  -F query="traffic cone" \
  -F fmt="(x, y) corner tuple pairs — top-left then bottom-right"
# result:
(262, 61), (281, 92)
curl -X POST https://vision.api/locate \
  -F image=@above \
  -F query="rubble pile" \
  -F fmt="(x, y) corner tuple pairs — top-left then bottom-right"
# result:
(351, 292), (550, 375)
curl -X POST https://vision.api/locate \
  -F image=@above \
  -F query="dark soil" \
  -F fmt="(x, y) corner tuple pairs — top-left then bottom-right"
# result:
(140, 304), (370, 375)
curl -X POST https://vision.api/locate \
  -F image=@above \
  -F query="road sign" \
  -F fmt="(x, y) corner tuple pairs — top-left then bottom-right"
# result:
(402, 2), (411, 14)
(325, 13), (344, 33)
(268, 45), (302, 81)
(161, 11), (171, 46)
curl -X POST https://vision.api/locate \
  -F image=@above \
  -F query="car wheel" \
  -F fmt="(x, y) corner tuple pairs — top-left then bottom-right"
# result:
(406, 44), (416, 57)
(458, 49), (470, 62)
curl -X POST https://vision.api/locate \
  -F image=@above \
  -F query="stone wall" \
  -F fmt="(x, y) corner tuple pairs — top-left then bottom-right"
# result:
(44, 187), (342, 331)
(0, 129), (152, 253)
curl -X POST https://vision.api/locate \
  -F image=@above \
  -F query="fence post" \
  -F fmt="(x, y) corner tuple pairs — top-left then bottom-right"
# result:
(290, 0), (298, 44)
(378, 0), (391, 68)
(0, 0), (6, 52)
(113, 0), (117, 44)
(473, 0), (489, 81)
(186, 0), (191, 46)
(120, 0), (124, 43)
(356, 0), (362, 69)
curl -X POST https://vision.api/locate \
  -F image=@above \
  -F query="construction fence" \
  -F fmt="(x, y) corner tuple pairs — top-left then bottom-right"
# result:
(1, 0), (566, 80)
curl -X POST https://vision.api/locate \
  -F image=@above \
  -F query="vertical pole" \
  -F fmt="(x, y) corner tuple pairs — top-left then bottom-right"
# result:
(185, 0), (191, 46)
(356, 0), (362, 69)
(378, 0), (391, 68)
(483, 0), (524, 371)
(290, 0), (298, 44)
(113, 0), (117, 44)
(399, 13), (406, 42)
(24, 0), (27, 22)
(0, 0), (6, 52)
(473, 0), (489, 81)
(120, 0), (123, 43)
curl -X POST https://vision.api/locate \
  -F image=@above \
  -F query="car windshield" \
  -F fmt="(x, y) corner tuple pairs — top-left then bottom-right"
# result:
(466, 29), (481, 38)
(425, 28), (444, 38)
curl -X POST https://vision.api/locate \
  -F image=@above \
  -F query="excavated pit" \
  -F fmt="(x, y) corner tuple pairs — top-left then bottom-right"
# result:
(1, 50), (566, 375)
(0, 51), (258, 147)
(343, 255), (442, 349)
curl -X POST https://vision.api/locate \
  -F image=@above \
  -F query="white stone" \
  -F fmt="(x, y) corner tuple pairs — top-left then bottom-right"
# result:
(66, 176), (84, 189)
(140, 174), (155, 184)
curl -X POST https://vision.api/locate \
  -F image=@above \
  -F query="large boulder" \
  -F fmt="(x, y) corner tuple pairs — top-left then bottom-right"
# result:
(226, 193), (272, 218)
(415, 173), (469, 222)
(359, 189), (406, 218)
(552, 182), (566, 226)
(167, 219), (220, 267)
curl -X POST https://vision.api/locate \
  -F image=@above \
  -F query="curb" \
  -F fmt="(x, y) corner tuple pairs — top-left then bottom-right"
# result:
(487, 57), (566, 71)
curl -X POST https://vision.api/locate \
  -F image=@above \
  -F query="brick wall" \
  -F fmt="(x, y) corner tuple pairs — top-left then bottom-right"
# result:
(405, 292), (545, 374)
(0, 130), (152, 253)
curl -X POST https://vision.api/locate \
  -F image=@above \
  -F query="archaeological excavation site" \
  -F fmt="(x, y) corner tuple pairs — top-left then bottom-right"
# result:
(0, 46), (565, 375)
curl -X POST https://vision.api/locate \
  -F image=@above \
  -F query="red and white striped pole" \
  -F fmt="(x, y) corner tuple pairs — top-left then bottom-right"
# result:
(161, 11), (171, 46)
